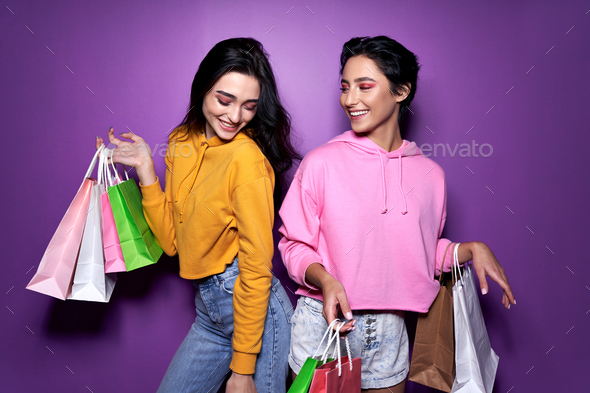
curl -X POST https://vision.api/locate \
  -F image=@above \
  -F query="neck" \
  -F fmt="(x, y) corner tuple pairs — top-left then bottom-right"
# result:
(363, 115), (403, 152)
(205, 125), (216, 141)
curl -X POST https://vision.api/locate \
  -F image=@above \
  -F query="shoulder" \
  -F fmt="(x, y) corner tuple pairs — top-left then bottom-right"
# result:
(165, 126), (194, 160)
(167, 125), (192, 146)
(297, 140), (343, 174)
(407, 153), (446, 188)
(229, 137), (274, 182)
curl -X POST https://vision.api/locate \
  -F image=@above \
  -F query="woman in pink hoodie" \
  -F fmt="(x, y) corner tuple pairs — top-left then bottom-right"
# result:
(279, 36), (516, 392)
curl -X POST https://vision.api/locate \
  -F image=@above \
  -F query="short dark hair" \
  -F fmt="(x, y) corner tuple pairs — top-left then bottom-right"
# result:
(340, 36), (420, 118)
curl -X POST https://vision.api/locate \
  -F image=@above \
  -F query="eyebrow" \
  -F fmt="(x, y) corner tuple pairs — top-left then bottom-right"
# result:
(216, 90), (259, 103)
(340, 77), (377, 84)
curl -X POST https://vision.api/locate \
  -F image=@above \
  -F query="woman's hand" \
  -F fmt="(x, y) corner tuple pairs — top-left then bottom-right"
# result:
(96, 127), (157, 186)
(305, 263), (356, 334)
(458, 242), (516, 309)
(226, 372), (257, 393)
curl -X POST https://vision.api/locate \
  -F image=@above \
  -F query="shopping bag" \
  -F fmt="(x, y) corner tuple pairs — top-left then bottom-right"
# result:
(107, 161), (162, 271)
(67, 165), (117, 302)
(26, 146), (104, 300)
(100, 149), (127, 273)
(309, 322), (362, 393)
(451, 244), (499, 393)
(409, 242), (456, 392)
(289, 319), (341, 393)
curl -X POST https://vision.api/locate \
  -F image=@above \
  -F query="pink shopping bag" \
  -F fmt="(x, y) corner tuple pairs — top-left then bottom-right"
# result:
(67, 178), (117, 302)
(26, 146), (104, 300)
(99, 149), (127, 273)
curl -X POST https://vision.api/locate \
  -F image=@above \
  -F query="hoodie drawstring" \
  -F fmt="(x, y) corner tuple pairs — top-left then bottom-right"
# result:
(378, 151), (388, 214)
(399, 155), (408, 215)
(177, 138), (209, 223)
(379, 149), (408, 215)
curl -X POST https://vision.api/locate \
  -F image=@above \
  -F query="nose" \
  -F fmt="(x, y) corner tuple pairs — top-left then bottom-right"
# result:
(227, 105), (241, 124)
(345, 87), (359, 107)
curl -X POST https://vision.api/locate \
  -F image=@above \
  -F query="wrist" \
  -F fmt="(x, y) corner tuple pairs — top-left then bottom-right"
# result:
(458, 241), (486, 264)
(231, 371), (254, 378)
(136, 162), (156, 186)
(317, 268), (335, 288)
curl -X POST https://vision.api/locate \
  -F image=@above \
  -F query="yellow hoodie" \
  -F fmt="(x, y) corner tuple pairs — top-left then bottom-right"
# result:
(140, 128), (274, 374)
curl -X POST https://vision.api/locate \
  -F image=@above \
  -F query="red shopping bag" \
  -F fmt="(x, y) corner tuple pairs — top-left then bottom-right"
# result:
(309, 322), (362, 393)
(309, 355), (361, 393)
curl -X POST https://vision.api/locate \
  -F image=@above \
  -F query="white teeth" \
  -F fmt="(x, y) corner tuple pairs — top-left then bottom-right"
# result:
(220, 120), (236, 128)
(350, 110), (368, 117)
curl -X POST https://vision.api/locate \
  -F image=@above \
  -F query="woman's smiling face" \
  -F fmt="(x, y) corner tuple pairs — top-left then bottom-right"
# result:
(202, 72), (260, 141)
(339, 56), (407, 136)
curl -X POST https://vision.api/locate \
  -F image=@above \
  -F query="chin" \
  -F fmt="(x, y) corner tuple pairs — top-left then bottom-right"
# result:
(216, 128), (240, 141)
(350, 124), (370, 134)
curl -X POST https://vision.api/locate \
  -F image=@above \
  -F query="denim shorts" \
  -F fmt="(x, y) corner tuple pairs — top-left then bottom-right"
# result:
(157, 257), (294, 393)
(289, 296), (409, 390)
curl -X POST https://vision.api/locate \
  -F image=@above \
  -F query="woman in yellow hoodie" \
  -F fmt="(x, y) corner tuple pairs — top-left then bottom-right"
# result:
(97, 38), (300, 393)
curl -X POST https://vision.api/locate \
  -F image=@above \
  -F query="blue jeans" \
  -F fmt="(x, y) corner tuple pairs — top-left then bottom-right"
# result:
(157, 258), (293, 393)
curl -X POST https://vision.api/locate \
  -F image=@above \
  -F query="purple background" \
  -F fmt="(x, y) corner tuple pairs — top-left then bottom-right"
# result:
(2, 0), (589, 392)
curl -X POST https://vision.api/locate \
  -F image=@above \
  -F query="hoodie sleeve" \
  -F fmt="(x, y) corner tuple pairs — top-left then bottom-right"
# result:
(278, 170), (324, 288)
(230, 173), (274, 375)
(434, 179), (452, 275)
(140, 144), (178, 257)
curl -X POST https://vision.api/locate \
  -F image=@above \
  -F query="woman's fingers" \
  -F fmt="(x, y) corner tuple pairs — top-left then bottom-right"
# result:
(119, 131), (142, 143)
(322, 282), (356, 334)
(472, 243), (516, 308)
(323, 298), (339, 326)
(489, 268), (516, 306)
(337, 292), (353, 321)
(107, 127), (125, 147)
(475, 266), (490, 296)
(477, 263), (516, 308)
(334, 292), (355, 334)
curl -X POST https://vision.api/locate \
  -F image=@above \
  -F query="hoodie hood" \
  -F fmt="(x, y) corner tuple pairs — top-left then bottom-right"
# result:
(327, 131), (422, 215)
(175, 131), (250, 223)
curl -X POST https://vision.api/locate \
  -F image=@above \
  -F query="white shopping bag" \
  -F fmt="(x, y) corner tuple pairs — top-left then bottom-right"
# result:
(451, 244), (499, 393)
(68, 152), (117, 302)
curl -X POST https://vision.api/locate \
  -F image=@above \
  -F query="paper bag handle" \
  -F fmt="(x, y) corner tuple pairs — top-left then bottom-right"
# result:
(452, 243), (463, 285)
(439, 242), (455, 284)
(85, 144), (105, 180)
(312, 319), (341, 358)
(334, 322), (354, 377)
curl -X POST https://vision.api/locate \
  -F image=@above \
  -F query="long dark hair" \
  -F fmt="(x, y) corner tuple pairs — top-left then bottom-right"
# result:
(340, 36), (421, 119)
(176, 37), (301, 210)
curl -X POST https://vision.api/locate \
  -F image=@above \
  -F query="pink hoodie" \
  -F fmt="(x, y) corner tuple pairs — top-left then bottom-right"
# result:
(278, 131), (453, 312)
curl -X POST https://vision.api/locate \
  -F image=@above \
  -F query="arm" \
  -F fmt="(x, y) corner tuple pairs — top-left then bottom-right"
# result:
(140, 147), (178, 256)
(457, 242), (516, 309)
(230, 176), (275, 375)
(97, 129), (177, 256)
(278, 174), (355, 333)
(433, 177), (515, 309)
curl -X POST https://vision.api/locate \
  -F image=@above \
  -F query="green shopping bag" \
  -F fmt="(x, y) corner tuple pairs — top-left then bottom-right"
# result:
(288, 319), (340, 393)
(107, 164), (162, 271)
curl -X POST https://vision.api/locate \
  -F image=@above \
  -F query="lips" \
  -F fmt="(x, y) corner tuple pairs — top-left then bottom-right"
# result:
(218, 118), (238, 132)
(349, 110), (369, 119)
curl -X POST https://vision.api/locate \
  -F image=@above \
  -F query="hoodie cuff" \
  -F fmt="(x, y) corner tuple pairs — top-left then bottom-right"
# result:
(139, 176), (164, 205)
(230, 351), (257, 375)
(435, 238), (454, 275)
(299, 260), (324, 290)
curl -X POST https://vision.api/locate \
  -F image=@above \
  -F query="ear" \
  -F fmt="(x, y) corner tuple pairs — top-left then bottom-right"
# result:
(394, 83), (411, 103)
